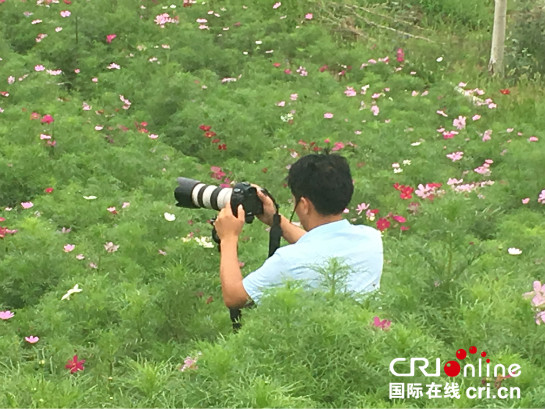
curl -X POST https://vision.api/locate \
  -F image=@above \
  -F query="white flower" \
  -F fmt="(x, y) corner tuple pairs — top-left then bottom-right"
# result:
(508, 247), (522, 255)
(83, 195), (97, 200)
(164, 212), (176, 221)
(61, 284), (82, 300)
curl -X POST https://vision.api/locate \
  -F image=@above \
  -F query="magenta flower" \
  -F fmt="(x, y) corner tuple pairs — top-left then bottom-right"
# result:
(60, 10), (71, 17)
(21, 201), (34, 209)
(372, 316), (391, 330)
(396, 48), (404, 63)
(106, 34), (117, 43)
(41, 114), (54, 124)
(0, 310), (14, 320)
(305, 13), (313, 20)
(25, 336), (40, 344)
(65, 355), (85, 373)
(323, 112), (333, 119)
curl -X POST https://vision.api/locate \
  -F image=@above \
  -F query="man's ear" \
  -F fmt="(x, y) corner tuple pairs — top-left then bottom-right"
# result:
(300, 197), (313, 215)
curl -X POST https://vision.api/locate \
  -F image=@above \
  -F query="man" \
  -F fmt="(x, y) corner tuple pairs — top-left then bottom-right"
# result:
(214, 153), (383, 308)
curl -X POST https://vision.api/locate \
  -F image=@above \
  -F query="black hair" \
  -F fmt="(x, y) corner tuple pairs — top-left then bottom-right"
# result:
(287, 153), (353, 215)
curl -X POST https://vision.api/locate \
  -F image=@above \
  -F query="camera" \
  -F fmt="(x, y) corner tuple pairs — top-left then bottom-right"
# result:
(174, 177), (263, 223)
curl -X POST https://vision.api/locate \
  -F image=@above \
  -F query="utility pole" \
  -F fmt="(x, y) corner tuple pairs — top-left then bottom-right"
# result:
(489, 0), (508, 77)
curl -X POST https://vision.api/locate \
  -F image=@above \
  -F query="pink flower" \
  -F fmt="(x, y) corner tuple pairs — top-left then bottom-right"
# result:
(276, 100), (285, 107)
(64, 244), (75, 252)
(356, 202), (369, 215)
(472, 114), (481, 121)
(371, 105), (379, 116)
(521, 198), (530, 204)
(25, 336), (40, 344)
(436, 109), (448, 117)
(482, 129), (492, 142)
(106, 34), (116, 43)
(305, 13), (313, 20)
(528, 136), (539, 142)
(60, 10), (71, 17)
(158, 249), (167, 256)
(323, 112), (333, 119)
(538, 189), (545, 204)
(21, 202), (34, 209)
(344, 87), (357, 97)
(392, 215), (406, 223)
(41, 114), (54, 124)
(372, 316), (391, 330)
(0, 310), (14, 320)
(446, 151), (463, 162)
(453, 115), (466, 130)
(149, 134), (158, 139)
(290, 93), (298, 101)
(104, 242), (120, 253)
(273, 2), (281, 9)
(536, 311), (545, 325)
(331, 142), (344, 151)
(107, 207), (117, 214)
(180, 355), (199, 371)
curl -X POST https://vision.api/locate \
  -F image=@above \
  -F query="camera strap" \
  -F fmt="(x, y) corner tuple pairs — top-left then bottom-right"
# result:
(230, 189), (282, 332)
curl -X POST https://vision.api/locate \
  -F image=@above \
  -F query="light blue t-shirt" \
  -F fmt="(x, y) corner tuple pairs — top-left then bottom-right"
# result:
(242, 219), (383, 303)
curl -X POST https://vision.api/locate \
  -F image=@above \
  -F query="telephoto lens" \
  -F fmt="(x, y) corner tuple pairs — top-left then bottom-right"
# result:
(175, 177), (232, 211)
(175, 178), (263, 222)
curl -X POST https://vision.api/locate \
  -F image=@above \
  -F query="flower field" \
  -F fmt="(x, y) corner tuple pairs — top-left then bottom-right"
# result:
(1, 0), (544, 407)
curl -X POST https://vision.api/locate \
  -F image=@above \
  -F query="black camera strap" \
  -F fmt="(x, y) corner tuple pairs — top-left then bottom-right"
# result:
(230, 189), (281, 332)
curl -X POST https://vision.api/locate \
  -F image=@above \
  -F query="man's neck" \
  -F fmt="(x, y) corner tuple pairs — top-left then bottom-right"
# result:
(305, 214), (343, 231)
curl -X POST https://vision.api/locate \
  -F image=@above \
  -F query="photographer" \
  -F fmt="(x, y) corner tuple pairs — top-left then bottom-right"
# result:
(213, 154), (383, 309)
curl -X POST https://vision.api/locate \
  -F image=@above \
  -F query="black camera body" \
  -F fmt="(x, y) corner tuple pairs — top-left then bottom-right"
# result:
(230, 182), (263, 223)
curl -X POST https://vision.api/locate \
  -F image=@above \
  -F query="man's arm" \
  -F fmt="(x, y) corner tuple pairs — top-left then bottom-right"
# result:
(219, 237), (250, 308)
(214, 203), (251, 308)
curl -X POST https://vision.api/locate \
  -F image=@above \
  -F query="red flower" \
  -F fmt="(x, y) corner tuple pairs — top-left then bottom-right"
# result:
(273, 62), (281, 68)
(65, 355), (85, 374)
(392, 215), (406, 223)
(199, 124), (211, 132)
(319, 65), (328, 72)
(284, 69), (291, 75)
(499, 89), (510, 95)
(218, 144), (227, 150)
(376, 218), (390, 232)
(211, 138), (220, 143)
(44, 187), (54, 194)
(0, 217), (4, 222)
(205, 131), (216, 138)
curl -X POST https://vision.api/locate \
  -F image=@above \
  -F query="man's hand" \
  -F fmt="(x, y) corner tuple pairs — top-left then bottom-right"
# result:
(254, 186), (277, 226)
(214, 202), (245, 241)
